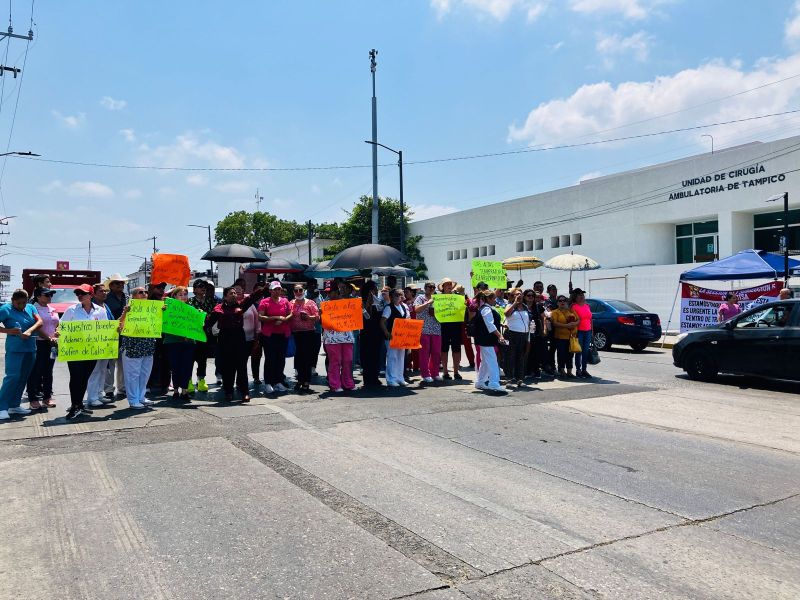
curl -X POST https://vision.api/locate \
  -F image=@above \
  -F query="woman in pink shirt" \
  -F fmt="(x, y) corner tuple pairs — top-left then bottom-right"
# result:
(258, 281), (293, 393)
(570, 288), (594, 379)
(717, 293), (741, 322)
(289, 283), (320, 393)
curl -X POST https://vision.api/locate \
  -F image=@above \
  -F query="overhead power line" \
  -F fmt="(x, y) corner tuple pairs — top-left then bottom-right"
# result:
(14, 109), (800, 173)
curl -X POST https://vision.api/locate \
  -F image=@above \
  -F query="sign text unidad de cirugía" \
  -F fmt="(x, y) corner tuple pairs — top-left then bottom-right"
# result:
(669, 164), (786, 201)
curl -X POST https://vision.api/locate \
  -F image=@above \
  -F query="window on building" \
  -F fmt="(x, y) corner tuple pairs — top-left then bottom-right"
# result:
(488, 245), (495, 255)
(525, 240), (533, 251)
(676, 220), (719, 264)
(754, 209), (800, 254)
(572, 233), (582, 246)
(516, 241), (524, 252)
(480, 246), (487, 256)
(561, 234), (571, 247)
(461, 249), (467, 259)
(447, 251), (453, 261)
(551, 236), (560, 248)
(535, 239), (543, 250)
(472, 247), (480, 258)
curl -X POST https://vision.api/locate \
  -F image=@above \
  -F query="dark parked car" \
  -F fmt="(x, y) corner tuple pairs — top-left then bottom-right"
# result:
(586, 299), (662, 352)
(673, 299), (800, 381)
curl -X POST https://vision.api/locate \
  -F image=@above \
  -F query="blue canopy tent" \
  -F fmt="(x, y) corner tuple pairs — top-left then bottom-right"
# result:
(662, 249), (799, 344)
(680, 249), (800, 281)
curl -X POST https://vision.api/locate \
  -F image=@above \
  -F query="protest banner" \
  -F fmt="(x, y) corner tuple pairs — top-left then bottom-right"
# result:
(390, 318), (423, 349)
(121, 299), (163, 338)
(679, 280), (783, 332)
(494, 306), (507, 325)
(433, 294), (465, 323)
(471, 259), (507, 289)
(150, 253), (191, 287)
(57, 320), (120, 362)
(162, 298), (207, 342)
(321, 298), (363, 332)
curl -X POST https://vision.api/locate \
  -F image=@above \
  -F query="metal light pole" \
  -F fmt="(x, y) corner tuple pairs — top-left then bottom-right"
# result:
(767, 192), (790, 285)
(369, 49), (379, 245)
(187, 224), (214, 279)
(131, 255), (149, 287)
(365, 140), (404, 253)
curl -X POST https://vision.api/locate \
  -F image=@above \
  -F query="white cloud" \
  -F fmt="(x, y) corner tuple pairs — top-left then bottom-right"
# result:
(138, 131), (246, 169)
(100, 96), (127, 110)
(409, 203), (459, 221)
(214, 180), (252, 194)
(432, 0), (548, 22)
(51, 110), (85, 129)
(124, 189), (142, 199)
(186, 174), (209, 186)
(568, 0), (667, 19)
(42, 180), (114, 198)
(158, 186), (177, 197)
(786, 1), (800, 44)
(508, 52), (800, 147)
(550, 40), (564, 52)
(119, 128), (136, 143)
(596, 31), (651, 64)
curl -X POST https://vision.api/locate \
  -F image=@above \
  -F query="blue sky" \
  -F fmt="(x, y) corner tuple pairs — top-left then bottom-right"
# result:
(3, 0), (800, 281)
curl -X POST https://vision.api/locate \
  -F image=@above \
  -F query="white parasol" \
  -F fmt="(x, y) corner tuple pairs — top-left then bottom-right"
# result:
(544, 252), (600, 285)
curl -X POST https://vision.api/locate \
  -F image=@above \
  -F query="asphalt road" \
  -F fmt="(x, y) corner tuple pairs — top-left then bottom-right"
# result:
(0, 344), (798, 599)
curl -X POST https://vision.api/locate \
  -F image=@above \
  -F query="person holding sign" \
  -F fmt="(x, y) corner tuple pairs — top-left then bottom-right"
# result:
(438, 278), (465, 382)
(380, 289), (411, 387)
(206, 285), (265, 402)
(321, 287), (356, 393)
(60, 284), (109, 420)
(258, 281), (293, 394)
(413, 282), (442, 383)
(472, 290), (507, 392)
(163, 287), (196, 402)
(0, 289), (43, 421)
(118, 288), (158, 410)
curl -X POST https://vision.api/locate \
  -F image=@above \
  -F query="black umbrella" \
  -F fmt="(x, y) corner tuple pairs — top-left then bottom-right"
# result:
(244, 258), (305, 274)
(372, 266), (416, 278)
(201, 244), (268, 263)
(327, 244), (409, 270)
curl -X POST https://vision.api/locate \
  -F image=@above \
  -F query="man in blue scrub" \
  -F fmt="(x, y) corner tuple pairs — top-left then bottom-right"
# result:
(0, 289), (43, 420)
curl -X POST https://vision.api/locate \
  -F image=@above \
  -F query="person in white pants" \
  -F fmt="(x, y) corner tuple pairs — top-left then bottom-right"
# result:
(473, 290), (507, 392)
(117, 291), (157, 409)
(85, 358), (110, 407)
(380, 289), (410, 387)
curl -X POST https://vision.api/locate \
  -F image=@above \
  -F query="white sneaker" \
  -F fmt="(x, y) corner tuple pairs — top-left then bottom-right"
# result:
(423, 377), (434, 383)
(86, 399), (103, 408)
(274, 383), (288, 392)
(129, 403), (146, 410)
(387, 382), (399, 387)
(398, 380), (408, 386)
(141, 399), (154, 406)
(263, 384), (274, 394)
(486, 385), (507, 393)
(433, 376), (443, 381)
(0, 410), (9, 420)
(334, 388), (344, 393)
(8, 406), (31, 415)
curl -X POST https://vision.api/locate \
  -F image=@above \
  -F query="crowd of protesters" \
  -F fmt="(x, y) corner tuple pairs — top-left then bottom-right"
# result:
(0, 270), (604, 422)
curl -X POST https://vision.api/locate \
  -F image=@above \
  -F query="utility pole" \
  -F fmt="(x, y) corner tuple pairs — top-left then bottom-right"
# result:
(767, 192), (791, 285)
(255, 188), (263, 212)
(307, 220), (313, 265)
(151, 236), (157, 254)
(187, 224), (214, 278)
(370, 49), (379, 245)
(364, 141), (405, 254)
(88, 241), (92, 270)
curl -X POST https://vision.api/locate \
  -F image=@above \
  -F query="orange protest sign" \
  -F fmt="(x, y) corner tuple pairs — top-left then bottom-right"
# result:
(150, 253), (191, 287)
(390, 318), (423, 349)
(321, 298), (363, 332)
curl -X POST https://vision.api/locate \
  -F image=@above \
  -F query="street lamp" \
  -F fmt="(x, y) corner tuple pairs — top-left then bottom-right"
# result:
(0, 151), (39, 157)
(187, 224), (214, 281)
(766, 192), (790, 285)
(131, 254), (149, 287)
(700, 134), (714, 154)
(364, 140), (404, 254)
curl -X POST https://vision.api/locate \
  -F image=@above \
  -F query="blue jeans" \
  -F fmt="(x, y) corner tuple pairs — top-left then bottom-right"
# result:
(0, 351), (36, 411)
(574, 330), (592, 373)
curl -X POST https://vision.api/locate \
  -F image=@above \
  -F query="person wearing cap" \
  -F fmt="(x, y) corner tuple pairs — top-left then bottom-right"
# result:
(102, 273), (129, 400)
(570, 288), (594, 378)
(26, 287), (60, 409)
(60, 284), (108, 420)
(0, 289), (43, 420)
(258, 280), (294, 394)
(187, 278), (217, 393)
(117, 287), (158, 410)
(438, 278), (464, 381)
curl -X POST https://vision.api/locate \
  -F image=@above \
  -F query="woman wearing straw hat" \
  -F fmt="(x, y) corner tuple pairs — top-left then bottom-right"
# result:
(438, 278), (464, 381)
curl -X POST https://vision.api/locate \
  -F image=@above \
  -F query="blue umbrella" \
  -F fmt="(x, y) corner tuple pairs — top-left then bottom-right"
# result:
(304, 260), (359, 279)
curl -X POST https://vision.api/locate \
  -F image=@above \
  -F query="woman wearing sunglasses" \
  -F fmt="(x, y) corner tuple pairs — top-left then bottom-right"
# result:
(60, 284), (108, 420)
(289, 284), (320, 393)
(550, 295), (579, 378)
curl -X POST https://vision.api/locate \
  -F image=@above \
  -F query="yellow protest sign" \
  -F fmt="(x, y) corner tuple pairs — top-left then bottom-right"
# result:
(57, 320), (120, 362)
(321, 298), (364, 332)
(433, 294), (465, 323)
(122, 299), (163, 338)
(390, 318), (423, 349)
(471, 260), (507, 289)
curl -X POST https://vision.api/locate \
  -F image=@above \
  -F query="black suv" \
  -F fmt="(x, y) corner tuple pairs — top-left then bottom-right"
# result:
(673, 299), (799, 381)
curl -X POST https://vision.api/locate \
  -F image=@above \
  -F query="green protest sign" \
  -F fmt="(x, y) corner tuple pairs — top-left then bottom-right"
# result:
(433, 294), (465, 323)
(471, 259), (507, 289)
(162, 298), (207, 342)
(57, 320), (120, 362)
(494, 306), (507, 325)
(122, 299), (163, 338)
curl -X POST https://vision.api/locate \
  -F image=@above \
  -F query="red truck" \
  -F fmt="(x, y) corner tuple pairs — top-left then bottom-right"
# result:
(22, 268), (101, 315)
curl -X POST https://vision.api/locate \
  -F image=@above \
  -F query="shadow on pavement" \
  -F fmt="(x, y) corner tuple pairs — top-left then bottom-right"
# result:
(675, 373), (800, 394)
